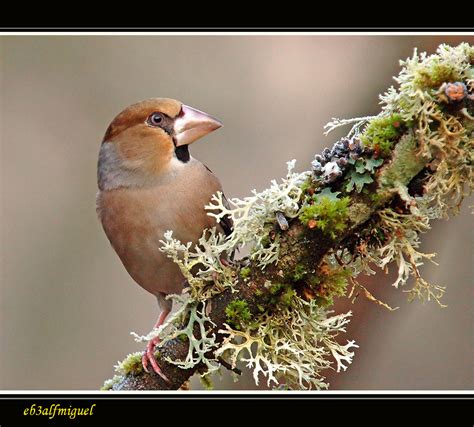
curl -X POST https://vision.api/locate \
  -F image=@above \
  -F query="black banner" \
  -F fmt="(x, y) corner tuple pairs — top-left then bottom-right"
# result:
(0, 394), (471, 425)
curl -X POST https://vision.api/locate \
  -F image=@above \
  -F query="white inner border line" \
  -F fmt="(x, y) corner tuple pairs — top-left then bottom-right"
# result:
(1, 31), (474, 36)
(0, 390), (473, 395)
(1, 30), (472, 395)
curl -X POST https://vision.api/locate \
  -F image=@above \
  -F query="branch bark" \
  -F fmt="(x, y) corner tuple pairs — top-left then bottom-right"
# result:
(111, 133), (431, 390)
(106, 43), (473, 390)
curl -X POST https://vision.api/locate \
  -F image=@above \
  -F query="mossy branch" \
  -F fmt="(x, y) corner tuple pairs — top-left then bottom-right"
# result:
(104, 43), (473, 391)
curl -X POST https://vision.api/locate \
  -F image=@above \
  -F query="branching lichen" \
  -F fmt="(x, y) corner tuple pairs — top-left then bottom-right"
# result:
(132, 297), (220, 373)
(369, 208), (444, 304)
(216, 299), (357, 389)
(205, 160), (310, 268)
(324, 43), (473, 306)
(161, 301), (219, 372)
(158, 229), (236, 301)
(105, 43), (473, 392)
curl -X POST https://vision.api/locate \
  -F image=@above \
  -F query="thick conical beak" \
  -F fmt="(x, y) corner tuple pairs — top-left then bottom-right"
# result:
(173, 105), (223, 146)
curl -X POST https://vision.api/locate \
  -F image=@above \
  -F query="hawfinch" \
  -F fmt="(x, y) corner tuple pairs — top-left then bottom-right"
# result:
(96, 98), (232, 379)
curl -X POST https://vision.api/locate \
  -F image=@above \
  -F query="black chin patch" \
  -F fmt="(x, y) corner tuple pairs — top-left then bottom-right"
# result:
(175, 145), (190, 163)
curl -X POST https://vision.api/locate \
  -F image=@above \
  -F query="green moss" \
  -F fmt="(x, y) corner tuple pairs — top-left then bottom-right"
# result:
(225, 299), (252, 330)
(280, 288), (297, 307)
(260, 235), (271, 248)
(413, 58), (461, 88)
(248, 320), (261, 330)
(263, 282), (298, 308)
(101, 351), (150, 388)
(299, 196), (350, 239)
(116, 352), (143, 375)
(254, 289), (263, 297)
(293, 264), (307, 281)
(299, 177), (315, 195)
(239, 267), (251, 279)
(309, 267), (351, 307)
(269, 283), (284, 295)
(178, 333), (188, 343)
(369, 192), (385, 204)
(360, 113), (404, 156)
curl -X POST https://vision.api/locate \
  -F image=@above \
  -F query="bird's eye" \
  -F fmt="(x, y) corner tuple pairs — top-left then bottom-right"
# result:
(149, 112), (164, 126)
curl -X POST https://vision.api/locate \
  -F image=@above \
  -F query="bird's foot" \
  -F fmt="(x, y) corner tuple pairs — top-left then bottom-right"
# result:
(142, 336), (169, 382)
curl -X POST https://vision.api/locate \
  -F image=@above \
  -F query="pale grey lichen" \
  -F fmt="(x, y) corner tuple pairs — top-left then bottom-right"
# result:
(101, 375), (123, 391)
(161, 301), (219, 372)
(153, 159), (357, 387)
(379, 43), (474, 121)
(323, 115), (376, 137)
(129, 160), (325, 383)
(132, 296), (220, 373)
(370, 208), (444, 304)
(215, 298), (357, 390)
(321, 43), (473, 306)
(114, 43), (473, 391)
(205, 160), (310, 268)
(131, 294), (190, 343)
(159, 229), (236, 300)
(158, 160), (309, 278)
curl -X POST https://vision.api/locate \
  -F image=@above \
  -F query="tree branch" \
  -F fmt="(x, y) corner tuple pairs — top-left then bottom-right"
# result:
(103, 43), (473, 391)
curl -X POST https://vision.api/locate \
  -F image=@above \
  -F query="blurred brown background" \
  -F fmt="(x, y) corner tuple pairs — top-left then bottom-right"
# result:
(1, 35), (472, 390)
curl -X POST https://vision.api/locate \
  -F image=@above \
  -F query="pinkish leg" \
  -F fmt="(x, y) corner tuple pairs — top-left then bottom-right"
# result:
(220, 257), (232, 267)
(211, 258), (234, 282)
(142, 309), (170, 381)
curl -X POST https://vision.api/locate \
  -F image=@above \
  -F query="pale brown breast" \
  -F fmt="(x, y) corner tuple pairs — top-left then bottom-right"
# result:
(97, 160), (223, 296)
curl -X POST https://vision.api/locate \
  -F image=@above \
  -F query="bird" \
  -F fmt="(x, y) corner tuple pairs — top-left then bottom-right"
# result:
(96, 98), (232, 380)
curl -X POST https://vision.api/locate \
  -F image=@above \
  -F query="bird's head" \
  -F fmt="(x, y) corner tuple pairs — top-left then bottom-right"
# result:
(98, 98), (222, 190)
